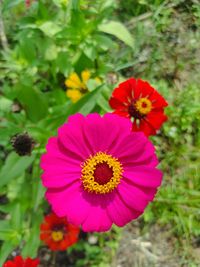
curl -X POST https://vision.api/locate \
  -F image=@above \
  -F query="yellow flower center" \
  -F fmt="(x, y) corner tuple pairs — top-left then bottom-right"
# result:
(135, 97), (152, 115)
(51, 231), (64, 242)
(81, 152), (123, 194)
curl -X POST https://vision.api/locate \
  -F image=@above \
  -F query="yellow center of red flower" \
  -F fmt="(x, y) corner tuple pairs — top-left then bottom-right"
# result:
(135, 97), (152, 115)
(51, 231), (64, 242)
(81, 152), (123, 194)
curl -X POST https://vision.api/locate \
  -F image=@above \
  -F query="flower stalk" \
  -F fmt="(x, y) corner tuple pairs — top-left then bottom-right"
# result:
(0, 1), (9, 50)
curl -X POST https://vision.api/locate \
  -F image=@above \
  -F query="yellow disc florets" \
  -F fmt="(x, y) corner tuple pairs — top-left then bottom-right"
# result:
(135, 97), (152, 115)
(51, 231), (64, 242)
(81, 152), (123, 194)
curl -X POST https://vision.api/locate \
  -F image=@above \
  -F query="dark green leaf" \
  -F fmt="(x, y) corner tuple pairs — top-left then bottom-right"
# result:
(65, 85), (102, 116)
(18, 37), (36, 63)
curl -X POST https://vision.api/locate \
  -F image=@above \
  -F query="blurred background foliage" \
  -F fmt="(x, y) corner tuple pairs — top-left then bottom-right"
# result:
(0, 0), (200, 266)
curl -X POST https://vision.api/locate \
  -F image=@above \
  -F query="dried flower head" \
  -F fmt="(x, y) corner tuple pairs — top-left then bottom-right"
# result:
(11, 133), (35, 156)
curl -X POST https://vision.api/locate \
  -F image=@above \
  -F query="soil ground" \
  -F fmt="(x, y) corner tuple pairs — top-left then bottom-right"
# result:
(111, 221), (200, 267)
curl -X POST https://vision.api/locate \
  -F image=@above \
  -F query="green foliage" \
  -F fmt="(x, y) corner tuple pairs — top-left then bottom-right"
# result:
(0, 0), (130, 265)
(0, 152), (35, 188)
(99, 21), (134, 48)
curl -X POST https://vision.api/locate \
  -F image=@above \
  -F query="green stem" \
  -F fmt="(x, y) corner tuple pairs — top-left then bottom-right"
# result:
(0, 0), (9, 50)
(52, 251), (57, 267)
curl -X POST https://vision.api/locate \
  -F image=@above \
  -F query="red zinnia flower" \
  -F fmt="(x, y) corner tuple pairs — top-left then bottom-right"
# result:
(40, 212), (80, 251)
(3, 256), (39, 267)
(109, 78), (168, 136)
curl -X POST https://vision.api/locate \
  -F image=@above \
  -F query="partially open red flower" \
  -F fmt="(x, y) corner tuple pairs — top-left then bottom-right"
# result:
(3, 256), (39, 267)
(109, 78), (168, 136)
(25, 0), (35, 8)
(40, 212), (80, 251)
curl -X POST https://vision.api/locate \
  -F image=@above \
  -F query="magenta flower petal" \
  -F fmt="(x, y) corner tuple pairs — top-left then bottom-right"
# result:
(106, 193), (141, 227)
(41, 113), (163, 232)
(82, 113), (106, 153)
(82, 195), (112, 232)
(43, 137), (81, 166)
(139, 187), (158, 201)
(117, 181), (148, 212)
(41, 169), (80, 188)
(123, 166), (163, 187)
(103, 114), (132, 153)
(58, 114), (92, 160)
(117, 137), (157, 167)
(45, 183), (87, 220)
(41, 138), (81, 188)
(110, 132), (147, 159)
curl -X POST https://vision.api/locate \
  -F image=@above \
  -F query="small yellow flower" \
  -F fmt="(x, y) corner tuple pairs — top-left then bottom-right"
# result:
(81, 70), (91, 85)
(66, 89), (82, 103)
(65, 70), (101, 103)
(65, 72), (85, 90)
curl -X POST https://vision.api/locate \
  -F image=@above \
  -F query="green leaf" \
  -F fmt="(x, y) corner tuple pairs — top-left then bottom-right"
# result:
(94, 34), (116, 51)
(44, 85), (102, 131)
(0, 152), (35, 188)
(16, 83), (48, 122)
(66, 85), (102, 116)
(19, 37), (36, 63)
(0, 97), (12, 113)
(97, 94), (112, 112)
(98, 21), (134, 48)
(44, 43), (58, 61)
(0, 242), (16, 267)
(0, 219), (21, 243)
(0, 220), (10, 235)
(39, 21), (61, 37)
(70, 0), (80, 10)
(83, 45), (97, 61)
(22, 213), (43, 258)
(31, 168), (45, 211)
(56, 51), (70, 75)
(10, 204), (23, 231)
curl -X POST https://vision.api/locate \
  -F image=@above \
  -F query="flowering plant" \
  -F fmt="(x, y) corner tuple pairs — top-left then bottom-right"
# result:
(0, 0), (180, 266)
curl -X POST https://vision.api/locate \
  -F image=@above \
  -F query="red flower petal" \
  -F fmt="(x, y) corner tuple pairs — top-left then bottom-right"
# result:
(136, 79), (154, 99)
(146, 110), (168, 130)
(132, 119), (156, 137)
(24, 258), (39, 267)
(40, 222), (51, 231)
(40, 232), (51, 241)
(149, 90), (168, 109)
(109, 97), (126, 110)
(113, 110), (129, 118)
(3, 261), (16, 267)
(112, 78), (136, 103)
(3, 256), (39, 267)
(14, 256), (23, 267)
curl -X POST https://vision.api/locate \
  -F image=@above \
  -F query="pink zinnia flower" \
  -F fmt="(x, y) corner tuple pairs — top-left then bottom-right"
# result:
(41, 113), (162, 232)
